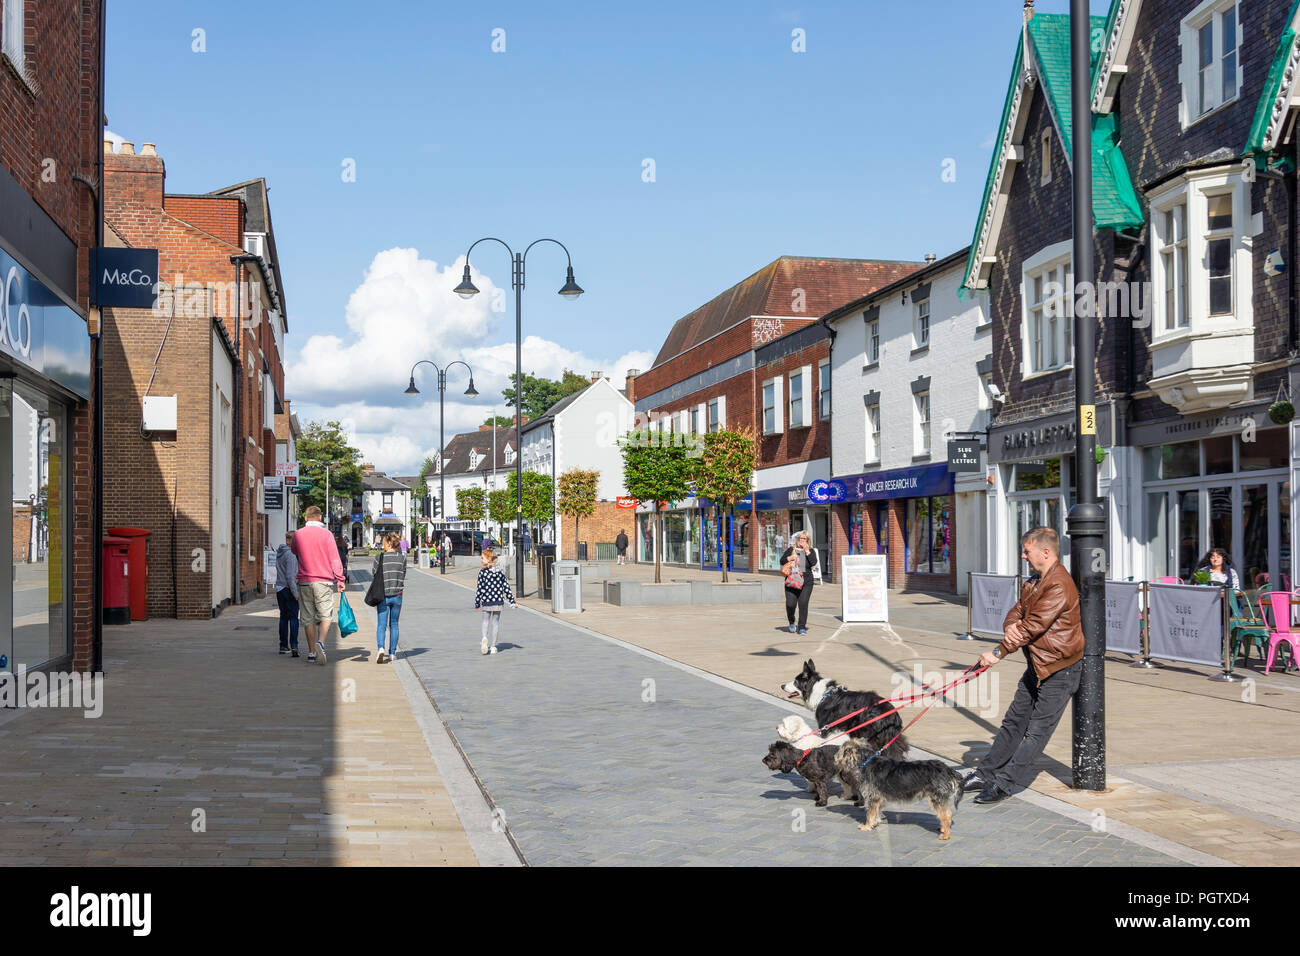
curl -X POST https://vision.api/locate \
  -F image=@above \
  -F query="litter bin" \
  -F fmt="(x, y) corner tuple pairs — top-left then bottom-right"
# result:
(107, 526), (151, 621)
(418, 547), (429, 569)
(553, 560), (582, 614)
(102, 535), (131, 625)
(537, 543), (557, 599)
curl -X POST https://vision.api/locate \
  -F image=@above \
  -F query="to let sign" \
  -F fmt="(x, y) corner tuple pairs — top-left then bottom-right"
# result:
(92, 248), (160, 309)
(947, 440), (981, 472)
(263, 475), (284, 511)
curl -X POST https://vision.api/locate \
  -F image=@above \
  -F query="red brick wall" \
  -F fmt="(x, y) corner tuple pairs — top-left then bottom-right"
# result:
(560, 501), (630, 560)
(163, 195), (244, 246)
(754, 339), (830, 469)
(0, 0), (102, 670)
(635, 318), (815, 399)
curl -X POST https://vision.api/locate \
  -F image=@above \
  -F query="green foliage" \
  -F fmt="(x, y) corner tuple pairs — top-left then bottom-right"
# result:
(296, 420), (363, 514)
(502, 369), (590, 420)
(506, 469), (555, 523)
(416, 455), (437, 491)
(456, 486), (486, 522)
(557, 469), (599, 520)
(619, 430), (695, 505)
(693, 429), (755, 508)
(482, 415), (515, 429)
(487, 488), (516, 526)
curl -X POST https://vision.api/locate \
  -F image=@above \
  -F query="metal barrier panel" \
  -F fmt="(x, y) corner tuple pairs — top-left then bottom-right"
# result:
(1147, 583), (1224, 667)
(969, 573), (1021, 637)
(1103, 580), (1143, 655)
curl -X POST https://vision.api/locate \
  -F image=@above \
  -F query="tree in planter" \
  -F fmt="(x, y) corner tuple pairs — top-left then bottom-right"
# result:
(619, 428), (694, 583)
(506, 470), (554, 545)
(557, 469), (599, 560)
(488, 488), (515, 543)
(692, 428), (756, 583)
(456, 487), (486, 528)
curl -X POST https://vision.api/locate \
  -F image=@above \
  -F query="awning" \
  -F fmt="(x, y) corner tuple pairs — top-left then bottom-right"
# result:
(372, 516), (404, 527)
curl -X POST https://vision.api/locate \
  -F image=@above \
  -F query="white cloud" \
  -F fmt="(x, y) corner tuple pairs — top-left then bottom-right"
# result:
(287, 247), (655, 474)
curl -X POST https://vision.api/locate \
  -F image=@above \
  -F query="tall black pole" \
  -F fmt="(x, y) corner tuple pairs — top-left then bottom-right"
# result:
(515, 252), (525, 597)
(1068, 0), (1106, 791)
(439, 370), (446, 575)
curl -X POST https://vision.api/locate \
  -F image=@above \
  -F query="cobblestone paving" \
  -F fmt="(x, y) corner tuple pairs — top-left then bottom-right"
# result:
(401, 570), (1182, 866)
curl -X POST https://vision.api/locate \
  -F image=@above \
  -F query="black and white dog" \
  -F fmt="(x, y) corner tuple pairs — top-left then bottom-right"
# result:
(781, 659), (909, 759)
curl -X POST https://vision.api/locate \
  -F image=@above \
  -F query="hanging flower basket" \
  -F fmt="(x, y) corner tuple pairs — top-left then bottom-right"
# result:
(1094, 446), (1108, 465)
(1268, 400), (1295, 425)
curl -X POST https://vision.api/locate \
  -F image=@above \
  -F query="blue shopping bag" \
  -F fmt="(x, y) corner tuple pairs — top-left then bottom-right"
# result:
(337, 591), (358, 636)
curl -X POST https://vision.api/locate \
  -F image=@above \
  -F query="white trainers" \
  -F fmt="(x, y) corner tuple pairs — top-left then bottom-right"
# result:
(376, 650), (388, 664)
(316, 643), (327, 665)
(481, 636), (489, 655)
(489, 645), (499, 655)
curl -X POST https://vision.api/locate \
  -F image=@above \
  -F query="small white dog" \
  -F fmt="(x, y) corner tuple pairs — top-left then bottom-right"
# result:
(776, 714), (838, 749)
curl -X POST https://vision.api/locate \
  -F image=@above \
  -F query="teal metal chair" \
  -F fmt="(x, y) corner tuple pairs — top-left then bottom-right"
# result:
(1228, 589), (1270, 665)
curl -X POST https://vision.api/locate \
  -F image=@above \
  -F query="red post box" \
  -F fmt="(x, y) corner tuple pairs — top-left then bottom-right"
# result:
(107, 527), (151, 621)
(102, 535), (131, 625)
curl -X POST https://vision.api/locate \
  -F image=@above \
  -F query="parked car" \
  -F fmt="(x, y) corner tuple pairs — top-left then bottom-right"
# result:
(439, 530), (488, 556)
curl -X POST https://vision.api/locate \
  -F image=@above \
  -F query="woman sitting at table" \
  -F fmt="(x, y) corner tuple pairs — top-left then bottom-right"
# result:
(1194, 548), (1241, 590)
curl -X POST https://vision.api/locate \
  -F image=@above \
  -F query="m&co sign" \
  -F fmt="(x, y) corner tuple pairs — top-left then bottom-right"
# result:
(616, 497), (638, 509)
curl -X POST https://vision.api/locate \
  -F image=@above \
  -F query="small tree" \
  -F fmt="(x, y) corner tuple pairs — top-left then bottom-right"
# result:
(557, 469), (599, 560)
(506, 470), (554, 541)
(456, 487), (486, 526)
(692, 428), (757, 582)
(488, 488), (515, 542)
(619, 429), (694, 583)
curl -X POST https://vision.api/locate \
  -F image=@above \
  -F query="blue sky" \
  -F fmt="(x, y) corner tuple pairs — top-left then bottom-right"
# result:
(105, 0), (1111, 471)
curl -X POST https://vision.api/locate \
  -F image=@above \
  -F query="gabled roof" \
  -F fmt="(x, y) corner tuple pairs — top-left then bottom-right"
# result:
(1091, 0), (1143, 115)
(650, 256), (924, 367)
(1246, 0), (1300, 161)
(363, 474), (412, 492)
(519, 383), (591, 434)
(434, 427), (520, 477)
(961, 13), (1143, 293)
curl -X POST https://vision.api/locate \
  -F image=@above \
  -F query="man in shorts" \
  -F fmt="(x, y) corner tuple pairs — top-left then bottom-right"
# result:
(291, 505), (346, 665)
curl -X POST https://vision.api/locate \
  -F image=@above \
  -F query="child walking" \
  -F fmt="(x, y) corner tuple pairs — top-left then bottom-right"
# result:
(474, 545), (517, 655)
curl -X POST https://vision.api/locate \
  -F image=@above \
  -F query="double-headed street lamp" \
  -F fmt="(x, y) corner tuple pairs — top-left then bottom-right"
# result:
(406, 360), (478, 575)
(453, 238), (583, 596)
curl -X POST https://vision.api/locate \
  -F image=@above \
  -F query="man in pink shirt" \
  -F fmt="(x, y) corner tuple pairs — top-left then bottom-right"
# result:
(291, 505), (346, 665)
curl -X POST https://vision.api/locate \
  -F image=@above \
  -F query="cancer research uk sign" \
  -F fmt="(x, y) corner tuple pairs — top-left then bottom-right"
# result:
(92, 248), (160, 309)
(842, 554), (888, 623)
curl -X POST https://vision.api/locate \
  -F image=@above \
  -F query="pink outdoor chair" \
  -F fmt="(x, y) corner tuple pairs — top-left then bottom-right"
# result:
(1262, 592), (1299, 675)
(1156, 576), (1183, 585)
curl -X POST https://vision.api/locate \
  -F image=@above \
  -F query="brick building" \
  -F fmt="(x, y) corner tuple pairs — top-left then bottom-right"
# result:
(631, 256), (923, 573)
(0, 0), (100, 672)
(965, 0), (1300, 588)
(102, 141), (289, 617)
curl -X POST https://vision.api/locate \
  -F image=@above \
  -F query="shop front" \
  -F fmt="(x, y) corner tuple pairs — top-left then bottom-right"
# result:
(1130, 405), (1290, 588)
(636, 498), (752, 571)
(0, 243), (90, 673)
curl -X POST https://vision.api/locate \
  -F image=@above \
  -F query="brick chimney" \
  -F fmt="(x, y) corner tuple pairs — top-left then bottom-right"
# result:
(590, 370), (604, 383)
(360, 462), (375, 476)
(625, 369), (640, 403)
(104, 137), (167, 214)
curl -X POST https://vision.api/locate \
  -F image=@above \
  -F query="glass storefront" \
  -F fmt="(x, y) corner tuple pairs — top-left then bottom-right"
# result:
(1007, 457), (1073, 570)
(757, 510), (790, 570)
(906, 496), (951, 575)
(1141, 434), (1289, 587)
(637, 513), (655, 562)
(4, 382), (70, 670)
(663, 511), (692, 565)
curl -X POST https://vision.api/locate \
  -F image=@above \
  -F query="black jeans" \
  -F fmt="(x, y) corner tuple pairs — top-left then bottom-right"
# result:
(980, 660), (1081, 792)
(785, 583), (813, 628)
(276, 588), (300, 650)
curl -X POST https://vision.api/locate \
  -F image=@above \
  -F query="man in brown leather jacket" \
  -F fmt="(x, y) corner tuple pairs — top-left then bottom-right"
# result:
(966, 527), (1085, 805)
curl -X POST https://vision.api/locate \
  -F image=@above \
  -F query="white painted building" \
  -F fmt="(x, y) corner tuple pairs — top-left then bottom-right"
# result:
(825, 248), (992, 593)
(520, 377), (636, 553)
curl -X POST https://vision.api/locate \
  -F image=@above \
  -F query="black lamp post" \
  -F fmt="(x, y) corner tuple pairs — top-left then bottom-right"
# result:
(453, 238), (583, 596)
(1068, 0), (1105, 791)
(406, 359), (479, 575)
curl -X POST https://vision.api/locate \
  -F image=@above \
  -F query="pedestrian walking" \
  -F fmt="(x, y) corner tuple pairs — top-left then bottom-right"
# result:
(292, 506), (346, 665)
(441, 531), (453, 562)
(371, 532), (407, 663)
(274, 531), (300, 657)
(615, 528), (629, 566)
(336, 533), (350, 585)
(522, 528), (532, 560)
(965, 527), (1085, 805)
(780, 531), (817, 635)
(474, 545), (517, 655)
(399, 536), (409, 556)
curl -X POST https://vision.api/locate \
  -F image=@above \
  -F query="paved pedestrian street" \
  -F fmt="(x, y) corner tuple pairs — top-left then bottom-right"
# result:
(400, 566), (1181, 866)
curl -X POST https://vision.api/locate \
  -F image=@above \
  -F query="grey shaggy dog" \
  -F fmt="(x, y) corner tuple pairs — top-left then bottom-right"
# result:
(835, 741), (965, 840)
(763, 741), (864, 808)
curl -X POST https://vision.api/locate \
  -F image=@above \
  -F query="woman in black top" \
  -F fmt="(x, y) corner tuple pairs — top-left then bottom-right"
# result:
(780, 531), (817, 634)
(370, 532), (407, 663)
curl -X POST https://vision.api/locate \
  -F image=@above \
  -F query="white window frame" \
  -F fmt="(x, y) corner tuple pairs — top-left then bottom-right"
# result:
(690, 405), (700, 435)
(867, 319), (880, 364)
(818, 358), (830, 420)
(914, 299), (930, 349)
(788, 370), (803, 428)
(1020, 240), (1074, 379)
(1179, 0), (1242, 130)
(915, 391), (931, 457)
(1149, 165), (1252, 342)
(2, 0), (26, 80)
(865, 402), (881, 465)
(1040, 127), (1053, 186)
(707, 397), (721, 433)
(762, 377), (784, 435)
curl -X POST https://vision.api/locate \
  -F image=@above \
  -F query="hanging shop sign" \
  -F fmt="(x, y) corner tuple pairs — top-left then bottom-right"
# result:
(947, 440), (982, 472)
(91, 248), (160, 309)
(616, 497), (638, 509)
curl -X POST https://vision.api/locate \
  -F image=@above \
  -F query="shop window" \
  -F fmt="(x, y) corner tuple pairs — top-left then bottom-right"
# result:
(758, 511), (790, 570)
(906, 497), (951, 575)
(1204, 434), (1234, 475)
(1240, 429), (1288, 471)
(1014, 458), (1062, 492)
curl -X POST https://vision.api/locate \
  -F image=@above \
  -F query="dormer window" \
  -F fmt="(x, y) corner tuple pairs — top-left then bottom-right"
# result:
(1180, 0), (1241, 128)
